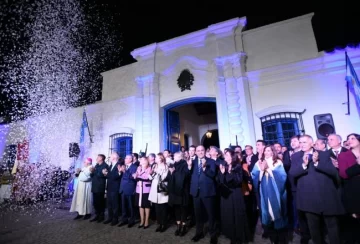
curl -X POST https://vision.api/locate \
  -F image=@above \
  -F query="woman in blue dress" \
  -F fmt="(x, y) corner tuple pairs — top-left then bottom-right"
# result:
(251, 145), (288, 244)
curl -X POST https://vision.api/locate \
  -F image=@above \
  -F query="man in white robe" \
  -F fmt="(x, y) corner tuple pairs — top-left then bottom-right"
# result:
(70, 157), (93, 220)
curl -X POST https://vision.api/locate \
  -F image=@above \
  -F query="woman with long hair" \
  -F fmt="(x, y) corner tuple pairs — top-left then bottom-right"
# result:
(148, 153), (169, 232)
(217, 149), (248, 244)
(168, 151), (191, 236)
(251, 145), (288, 244)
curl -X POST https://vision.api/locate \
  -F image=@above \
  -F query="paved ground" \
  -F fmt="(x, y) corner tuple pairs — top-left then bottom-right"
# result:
(0, 201), (301, 244)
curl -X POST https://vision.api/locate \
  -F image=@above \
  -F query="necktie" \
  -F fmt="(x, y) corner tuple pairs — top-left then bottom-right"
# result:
(109, 164), (113, 171)
(126, 165), (129, 170)
(334, 150), (339, 158)
(198, 159), (202, 175)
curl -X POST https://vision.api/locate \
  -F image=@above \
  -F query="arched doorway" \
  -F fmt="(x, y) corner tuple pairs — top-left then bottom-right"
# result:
(201, 129), (220, 149)
(162, 97), (218, 152)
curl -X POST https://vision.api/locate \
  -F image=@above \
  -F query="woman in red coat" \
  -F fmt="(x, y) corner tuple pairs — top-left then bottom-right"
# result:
(338, 133), (360, 243)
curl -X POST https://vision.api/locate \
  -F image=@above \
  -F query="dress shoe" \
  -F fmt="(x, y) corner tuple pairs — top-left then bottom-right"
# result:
(191, 233), (204, 242)
(110, 221), (119, 226)
(83, 214), (91, 220)
(97, 216), (104, 223)
(138, 224), (144, 228)
(155, 225), (162, 232)
(73, 215), (83, 220)
(210, 236), (218, 244)
(128, 223), (135, 228)
(160, 225), (166, 233)
(143, 225), (149, 229)
(103, 219), (112, 224)
(180, 225), (187, 236)
(90, 216), (99, 222)
(118, 222), (128, 227)
(175, 224), (181, 236)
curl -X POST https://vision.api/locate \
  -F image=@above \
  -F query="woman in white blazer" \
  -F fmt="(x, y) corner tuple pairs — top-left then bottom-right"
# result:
(149, 153), (169, 232)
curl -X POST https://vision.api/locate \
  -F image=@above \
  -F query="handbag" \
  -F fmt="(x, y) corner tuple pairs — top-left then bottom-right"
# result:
(157, 174), (168, 193)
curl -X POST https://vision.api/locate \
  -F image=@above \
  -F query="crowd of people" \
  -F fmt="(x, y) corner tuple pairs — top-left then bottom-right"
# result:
(70, 133), (360, 244)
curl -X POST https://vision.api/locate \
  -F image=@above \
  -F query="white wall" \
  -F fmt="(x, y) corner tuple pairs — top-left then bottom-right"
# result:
(243, 13), (318, 71)
(2, 97), (136, 169)
(248, 48), (360, 142)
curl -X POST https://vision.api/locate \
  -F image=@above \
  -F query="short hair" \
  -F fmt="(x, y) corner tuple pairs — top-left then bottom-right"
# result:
(125, 154), (133, 160)
(300, 134), (313, 142)
(189, 145), (196, 150)
(328, 134), (342, 142)
(163, 149), (171, 154)
(98, 154), (106, 161)
(273, 142), (282, 146)
(132, 153), (139, 160)
(256, 140), (266, 146)
(174, 151), (184, 159)
(196, 145), (205, 150)
(234, 146), (242, 150)
(291, 135), (300, 141)
(316, 139), (326, 145)
(148, 153), (156, 158)
(245, 145), (253, 150)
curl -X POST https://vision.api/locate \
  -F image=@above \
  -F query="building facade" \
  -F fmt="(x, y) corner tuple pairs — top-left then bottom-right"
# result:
(1, 13), (359, 169)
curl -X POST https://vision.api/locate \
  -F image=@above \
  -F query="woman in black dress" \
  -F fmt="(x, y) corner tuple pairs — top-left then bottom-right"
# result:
(218, 149), (248, 244)
(167, 151), (191, 236)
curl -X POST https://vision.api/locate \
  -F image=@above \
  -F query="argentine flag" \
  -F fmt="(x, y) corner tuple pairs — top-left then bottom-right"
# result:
(346, 53), (360, 111)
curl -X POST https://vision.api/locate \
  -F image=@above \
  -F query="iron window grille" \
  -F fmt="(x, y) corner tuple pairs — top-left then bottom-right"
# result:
(109, 133), (133, 159)
(260, 111), (305, 147)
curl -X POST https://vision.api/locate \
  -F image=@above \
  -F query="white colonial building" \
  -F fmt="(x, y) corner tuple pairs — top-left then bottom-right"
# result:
(1, 13), (359, 169)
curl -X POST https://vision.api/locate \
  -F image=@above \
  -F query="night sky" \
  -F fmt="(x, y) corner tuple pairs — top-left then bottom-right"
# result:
(1, 2), (360, 122)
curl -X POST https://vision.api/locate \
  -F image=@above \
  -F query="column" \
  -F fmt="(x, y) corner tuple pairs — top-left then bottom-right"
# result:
(214, 52), (255, 147)
(135, 73), (160, 154)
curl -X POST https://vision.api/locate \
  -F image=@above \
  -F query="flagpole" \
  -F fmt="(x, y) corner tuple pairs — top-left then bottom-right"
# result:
(345, 52), (350, 115)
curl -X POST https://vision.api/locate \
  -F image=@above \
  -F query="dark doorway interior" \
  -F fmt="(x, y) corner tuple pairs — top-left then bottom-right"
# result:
(202, 129), (220, 149)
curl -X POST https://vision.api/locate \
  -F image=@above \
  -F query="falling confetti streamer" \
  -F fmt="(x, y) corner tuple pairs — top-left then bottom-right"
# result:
(0, 0), (122, 213)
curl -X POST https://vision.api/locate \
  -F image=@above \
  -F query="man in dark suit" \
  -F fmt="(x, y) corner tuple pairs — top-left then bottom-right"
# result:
(327, 134), (348, 168)
(90, 154), (108, 222)
(103, 152), (122, 226)
(289, 135), (345, 244)
(118, 154), (137, 228)
(243, 145), (258, 172)
(188, 145), (217, 244)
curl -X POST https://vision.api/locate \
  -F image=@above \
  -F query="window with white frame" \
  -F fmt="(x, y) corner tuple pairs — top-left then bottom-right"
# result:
(260, 112), (305, 147)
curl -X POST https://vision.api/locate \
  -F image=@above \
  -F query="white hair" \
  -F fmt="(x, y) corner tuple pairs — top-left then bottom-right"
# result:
(328, 134), (342, 142)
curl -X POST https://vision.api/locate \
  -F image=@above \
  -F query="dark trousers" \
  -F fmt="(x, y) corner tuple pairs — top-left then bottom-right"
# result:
(93, 192), (105, 216)
(121, 194), (135, 224)
(305, 212), (339, 244)
(107, 191), (119, 222)
(174, 205), (187, 223)
(244, 194), (257, 241)
(155, 203), (168, 225)
(298, 210), (311, 243)
(193, 196), (216, 237)
(267, 224), (288, 244)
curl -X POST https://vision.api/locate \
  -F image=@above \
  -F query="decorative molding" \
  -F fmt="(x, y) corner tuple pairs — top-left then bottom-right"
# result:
(255, 105), (305, 118)
(247, 47), (360, 87)
(135, 73), (159, 84)
(108, 127), (134, 136)
(131, 43), (157, 60)
(162, 56), (209, 76)
(214, 52), (246, 67)
(131, 17), (247, 59)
